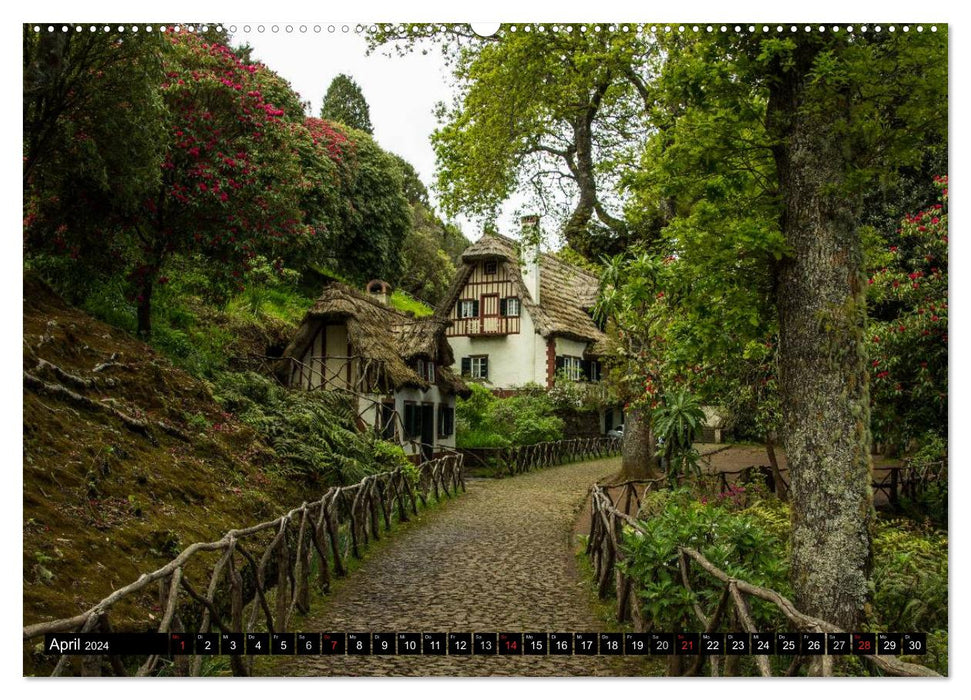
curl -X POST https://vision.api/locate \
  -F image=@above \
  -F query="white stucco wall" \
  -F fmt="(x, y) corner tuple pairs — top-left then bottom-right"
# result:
(447, 308), (551, 390)
(553, 337), (589, 360)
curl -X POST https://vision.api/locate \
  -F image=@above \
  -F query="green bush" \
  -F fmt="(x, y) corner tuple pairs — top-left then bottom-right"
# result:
(455, 383), (564, 448)
(898, 431), (948, 526)
(623, 489), (790, 633)
(212, 371), (411, 485)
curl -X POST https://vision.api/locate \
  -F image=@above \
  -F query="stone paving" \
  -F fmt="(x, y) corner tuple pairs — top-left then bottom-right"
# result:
(274, 457), (657, 677)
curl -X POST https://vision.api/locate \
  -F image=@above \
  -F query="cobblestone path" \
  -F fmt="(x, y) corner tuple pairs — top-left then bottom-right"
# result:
(276, 457), (657, 677)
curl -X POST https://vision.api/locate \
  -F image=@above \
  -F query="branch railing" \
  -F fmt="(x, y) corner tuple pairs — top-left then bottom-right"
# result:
(23, 454), (465, 677)
(586, 480), (940, 677)
(697, 457), (947, 510)
(498, 437), (622, 476)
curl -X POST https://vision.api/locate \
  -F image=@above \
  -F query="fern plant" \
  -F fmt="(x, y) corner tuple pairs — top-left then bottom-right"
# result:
(212, 371), (409, 486)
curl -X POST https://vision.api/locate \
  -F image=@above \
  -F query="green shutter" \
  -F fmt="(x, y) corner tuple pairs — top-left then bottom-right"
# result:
(499, 298), (507, 316)
(461, 357), (471, 376)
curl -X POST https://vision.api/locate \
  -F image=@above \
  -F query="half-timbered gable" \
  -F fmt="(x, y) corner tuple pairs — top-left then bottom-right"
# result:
(438, 219), (610, 393)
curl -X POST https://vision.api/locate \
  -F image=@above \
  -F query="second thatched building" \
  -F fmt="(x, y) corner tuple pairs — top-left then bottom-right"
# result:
(280, 280), (468, 460)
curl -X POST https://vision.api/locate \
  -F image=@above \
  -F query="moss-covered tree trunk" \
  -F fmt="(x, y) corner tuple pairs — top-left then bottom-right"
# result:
(768, 45), (874, 636)
(621, 408), (657, 480)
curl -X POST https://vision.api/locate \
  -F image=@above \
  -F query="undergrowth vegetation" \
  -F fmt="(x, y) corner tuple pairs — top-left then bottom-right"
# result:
(617, 488), (947, 675)
(212, 371), (413, 485)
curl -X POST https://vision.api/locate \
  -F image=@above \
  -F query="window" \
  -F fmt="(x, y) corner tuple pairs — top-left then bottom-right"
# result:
(416, 359), (435, 383)
(438, 404), (455, 438)
(588, 359), (602, 383)
(403, 403), (419, 439)
(484, 260), (498, 275)
(461, 355), (489, 379)
(500, 297), (520, 317)
(458, 299), (478, 318)
(555, 355), (584, 381)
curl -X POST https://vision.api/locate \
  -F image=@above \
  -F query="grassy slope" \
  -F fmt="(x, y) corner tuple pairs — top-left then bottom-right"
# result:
(23, 276), (310, 631)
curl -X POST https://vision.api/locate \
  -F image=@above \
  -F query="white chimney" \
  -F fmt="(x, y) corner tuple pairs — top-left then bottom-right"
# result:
(520, 215), (541, 304)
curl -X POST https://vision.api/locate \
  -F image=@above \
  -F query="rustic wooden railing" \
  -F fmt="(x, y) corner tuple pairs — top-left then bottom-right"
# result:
(498, 437), (622, 476)
(586, 480), (940, 677)
(702, 459), (947, 510)
(23, 454), (465, 677)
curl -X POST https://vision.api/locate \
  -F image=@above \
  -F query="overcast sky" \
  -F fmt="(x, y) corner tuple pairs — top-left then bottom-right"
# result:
(237, 27), (527, 244)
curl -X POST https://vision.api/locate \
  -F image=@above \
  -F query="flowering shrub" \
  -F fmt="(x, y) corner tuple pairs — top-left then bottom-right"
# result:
(866, 178), (947, 452)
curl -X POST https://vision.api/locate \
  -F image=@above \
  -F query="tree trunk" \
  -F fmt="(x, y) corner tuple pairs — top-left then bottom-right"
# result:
(621, 408), (658, 480)
(768, 46), (874, 632)
(137, 277), (154, 339)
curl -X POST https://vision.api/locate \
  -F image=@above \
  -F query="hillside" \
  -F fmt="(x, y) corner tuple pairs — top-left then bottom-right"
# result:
(23, 276), (308, 630)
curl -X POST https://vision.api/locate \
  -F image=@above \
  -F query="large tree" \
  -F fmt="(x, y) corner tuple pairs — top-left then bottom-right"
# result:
(644, 27), (947, 641)
(320, 73), (373, 134)
(369, 25), (659, 257)
(26, 32), (314, 336)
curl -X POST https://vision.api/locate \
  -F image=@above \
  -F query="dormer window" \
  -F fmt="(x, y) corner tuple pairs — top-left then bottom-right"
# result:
(484, 260), (498, 275)
(415, 358), (436, 383)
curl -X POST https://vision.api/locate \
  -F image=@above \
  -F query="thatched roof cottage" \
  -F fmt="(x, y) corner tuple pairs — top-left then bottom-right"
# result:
(438, 217), (622, 434)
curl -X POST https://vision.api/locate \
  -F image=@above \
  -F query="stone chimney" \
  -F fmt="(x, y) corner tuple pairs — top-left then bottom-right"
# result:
(365, 279), (392, 305)
(520, 215), (541, 304)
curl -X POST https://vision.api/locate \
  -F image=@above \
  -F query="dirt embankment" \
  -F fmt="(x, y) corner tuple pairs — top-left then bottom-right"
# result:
(23, 276), (305, 630)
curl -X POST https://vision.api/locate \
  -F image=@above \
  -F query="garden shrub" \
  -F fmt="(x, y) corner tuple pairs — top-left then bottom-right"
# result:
(455, 382), (564, 448)
(623, 489), (790, 633)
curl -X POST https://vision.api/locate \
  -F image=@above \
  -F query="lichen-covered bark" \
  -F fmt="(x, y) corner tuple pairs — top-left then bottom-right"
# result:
(768, 46), (875, 631)
(621, 408), (658, 480)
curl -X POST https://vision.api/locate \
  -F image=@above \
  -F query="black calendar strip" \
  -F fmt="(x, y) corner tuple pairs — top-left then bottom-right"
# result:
(43, 632), (926, 657)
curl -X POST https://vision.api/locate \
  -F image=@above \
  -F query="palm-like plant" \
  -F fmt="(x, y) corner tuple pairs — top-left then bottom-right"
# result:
(652, 388), (705, 483)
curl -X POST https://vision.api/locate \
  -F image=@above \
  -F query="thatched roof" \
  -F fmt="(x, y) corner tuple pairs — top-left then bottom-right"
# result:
(439, 233), (608, 352)
(283, 282), (466, 394)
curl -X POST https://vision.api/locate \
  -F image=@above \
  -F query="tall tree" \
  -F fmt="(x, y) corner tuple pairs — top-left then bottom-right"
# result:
(26, 32), (313, 337)
(645, 27), (946, 639)
(320, 73), (373, 134)
(368, 24), (658, 257)
(23, 27), (168, 302)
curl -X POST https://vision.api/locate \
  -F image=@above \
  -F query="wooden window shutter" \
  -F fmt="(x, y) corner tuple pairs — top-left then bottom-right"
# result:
(499, 298), (507, 316)
(481, 356), (488, 378)
(473, 300), (480, 317)
(461, 357), (471, 376)
(555, 356), (565, 373)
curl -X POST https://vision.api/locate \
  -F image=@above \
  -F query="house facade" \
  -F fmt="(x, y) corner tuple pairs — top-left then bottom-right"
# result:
(281, 281), (468, 460)
(439, 217), (623, 434)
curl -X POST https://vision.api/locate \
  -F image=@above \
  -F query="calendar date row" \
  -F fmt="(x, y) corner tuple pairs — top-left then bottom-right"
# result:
(46, 631), (926, 657)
